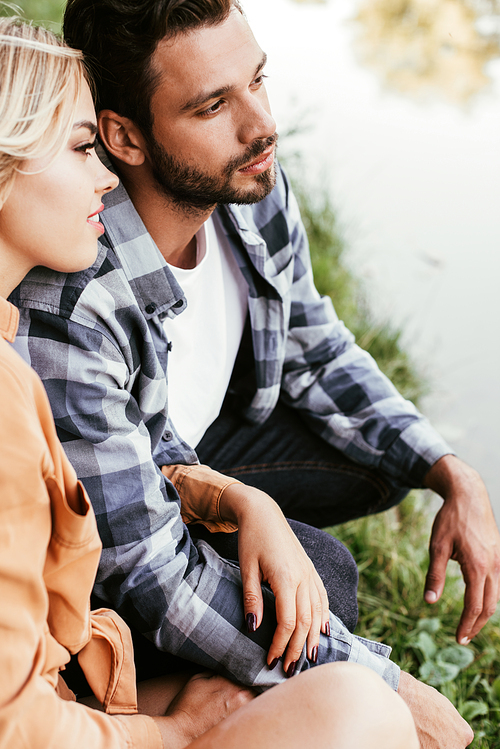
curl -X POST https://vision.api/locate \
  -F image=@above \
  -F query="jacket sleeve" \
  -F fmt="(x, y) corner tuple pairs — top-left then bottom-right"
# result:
(162, 463), (239, 533)
(13, 307), (400, 690)
(0, 356), (161, 749)
(278, 169), (452, 488)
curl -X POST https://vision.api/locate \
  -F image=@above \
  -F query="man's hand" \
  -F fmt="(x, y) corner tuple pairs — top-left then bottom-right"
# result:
(423, 455), (500, 643)
(219, 483), (330, 676)
(398, 670), (473, 748)
(153, 672), (254, 749)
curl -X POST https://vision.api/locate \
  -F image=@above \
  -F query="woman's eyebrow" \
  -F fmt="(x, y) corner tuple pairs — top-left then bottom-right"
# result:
(73, 120), (98, 135)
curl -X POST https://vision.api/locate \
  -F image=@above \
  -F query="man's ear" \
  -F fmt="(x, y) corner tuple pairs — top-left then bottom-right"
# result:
(98, 110), (148, 166)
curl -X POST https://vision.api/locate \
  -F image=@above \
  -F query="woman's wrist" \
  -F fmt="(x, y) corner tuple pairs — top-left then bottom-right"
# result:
(151, 715), (191, 749)
(218, 482), (272, 525)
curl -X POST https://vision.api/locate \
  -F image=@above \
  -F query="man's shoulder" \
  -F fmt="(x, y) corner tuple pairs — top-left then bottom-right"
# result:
(10, 238), (126, 321)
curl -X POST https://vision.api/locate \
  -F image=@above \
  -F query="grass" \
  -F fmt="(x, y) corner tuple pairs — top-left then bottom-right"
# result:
(294, 180), (500, 747)
(329, 495), (500, 748)
(2, 1), (63, 28)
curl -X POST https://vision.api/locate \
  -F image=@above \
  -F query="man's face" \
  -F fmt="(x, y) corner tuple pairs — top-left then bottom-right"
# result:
(145, 7), (277, 211)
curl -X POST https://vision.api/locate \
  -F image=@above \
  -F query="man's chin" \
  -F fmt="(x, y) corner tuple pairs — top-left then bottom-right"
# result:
(225, 165), (277, 206)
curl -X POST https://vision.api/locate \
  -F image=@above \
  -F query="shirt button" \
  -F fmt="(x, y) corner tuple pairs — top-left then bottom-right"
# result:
(145, 303), (156, 314)
(162, 431), (173, 441)
(173, 300), (183, 309)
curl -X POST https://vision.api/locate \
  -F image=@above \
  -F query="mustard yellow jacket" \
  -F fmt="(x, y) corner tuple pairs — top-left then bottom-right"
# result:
(0, 297), (161, 749)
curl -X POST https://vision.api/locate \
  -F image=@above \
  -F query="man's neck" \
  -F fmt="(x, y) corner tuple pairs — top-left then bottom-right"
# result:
(118, 163), (214, 270)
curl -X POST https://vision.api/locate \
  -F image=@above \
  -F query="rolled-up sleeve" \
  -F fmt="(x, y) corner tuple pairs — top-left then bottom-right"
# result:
(162, 463), (239, 533)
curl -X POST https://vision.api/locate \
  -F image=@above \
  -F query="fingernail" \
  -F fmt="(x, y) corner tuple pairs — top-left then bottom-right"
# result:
(459, 637), (470, 645)
(286, 660), (297, 678)
(268, 657), (279, 670)
(324, 621), (331, 637)
(425, 590), (437, 603)
(311, 645), (318, 663)
(246, 613), (257, 633)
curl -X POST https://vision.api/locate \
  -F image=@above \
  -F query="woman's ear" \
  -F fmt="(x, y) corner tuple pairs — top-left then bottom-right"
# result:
(98, 110), (147, 167)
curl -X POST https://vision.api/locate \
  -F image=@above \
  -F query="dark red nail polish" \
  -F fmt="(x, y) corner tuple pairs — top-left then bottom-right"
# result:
(286, 660), (297, 678)
(246, 612), (257, 633)
(311, 645), (318, 663)
(268, 658), (279, 670)
(325, 622), (331, 637)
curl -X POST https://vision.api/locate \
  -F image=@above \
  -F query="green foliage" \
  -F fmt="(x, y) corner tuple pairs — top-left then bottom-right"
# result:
(2, 1), (63, 28)
(329, 494), (500, 748)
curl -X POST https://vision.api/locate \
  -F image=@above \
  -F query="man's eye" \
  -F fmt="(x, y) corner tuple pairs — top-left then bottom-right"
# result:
(253, 73), (268, 87)
(200, 99), (224, 117)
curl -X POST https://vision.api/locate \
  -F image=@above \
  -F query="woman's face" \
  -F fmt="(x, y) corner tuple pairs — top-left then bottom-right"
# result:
(0, 81), (118, 290)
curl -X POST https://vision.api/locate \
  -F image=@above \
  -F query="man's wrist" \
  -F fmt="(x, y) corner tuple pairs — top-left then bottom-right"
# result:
(423, 454), (480, 501)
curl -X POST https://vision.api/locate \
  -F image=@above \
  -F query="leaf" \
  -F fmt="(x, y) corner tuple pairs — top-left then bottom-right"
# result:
(460, 700), (489, 722)
(492, 676), (500, 702)
(437, 645), (475, 670)
(440, 680), (458, 704)
(416, 617), (441, 634)
(413, 630), (437, 660)
(419, 660), (460, 686)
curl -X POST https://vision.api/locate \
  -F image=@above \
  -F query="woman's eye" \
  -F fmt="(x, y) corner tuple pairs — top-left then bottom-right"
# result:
(75, 139), (97, 156)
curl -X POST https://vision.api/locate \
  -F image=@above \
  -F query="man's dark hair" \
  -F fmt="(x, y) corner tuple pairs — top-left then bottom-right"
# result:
(63, 0), (241, 135)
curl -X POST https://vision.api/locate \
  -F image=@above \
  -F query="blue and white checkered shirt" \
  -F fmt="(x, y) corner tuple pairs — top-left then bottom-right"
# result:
(10, 163), (450, 689)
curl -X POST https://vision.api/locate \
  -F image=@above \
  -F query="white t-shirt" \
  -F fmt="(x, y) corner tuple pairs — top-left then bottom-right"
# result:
(163, 213), (248, 447)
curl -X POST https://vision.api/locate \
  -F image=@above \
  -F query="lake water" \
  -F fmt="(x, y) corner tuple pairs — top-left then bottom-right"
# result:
(243, 0), (500, 517)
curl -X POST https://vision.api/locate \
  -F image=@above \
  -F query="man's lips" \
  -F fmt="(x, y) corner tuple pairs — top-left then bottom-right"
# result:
(237, 147), (275, 175)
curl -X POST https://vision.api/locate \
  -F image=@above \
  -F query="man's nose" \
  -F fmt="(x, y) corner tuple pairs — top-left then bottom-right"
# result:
(237, 91), (276, 145)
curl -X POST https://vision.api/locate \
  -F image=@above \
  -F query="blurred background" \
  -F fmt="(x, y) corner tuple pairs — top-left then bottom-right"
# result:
(9, 0), (500, 516)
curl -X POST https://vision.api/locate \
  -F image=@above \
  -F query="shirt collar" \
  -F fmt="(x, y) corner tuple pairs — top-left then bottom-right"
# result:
(100, 164), (188, 321)
(0, 296), (19, 342)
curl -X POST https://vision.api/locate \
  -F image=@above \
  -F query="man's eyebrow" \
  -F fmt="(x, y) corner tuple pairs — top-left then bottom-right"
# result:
(73, 120), (98, 135)
(180, 52), (268, 113)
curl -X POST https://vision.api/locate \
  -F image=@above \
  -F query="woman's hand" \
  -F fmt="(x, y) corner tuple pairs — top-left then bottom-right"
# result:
(219, 484), (330, 676)
(152, 672), (254, 748)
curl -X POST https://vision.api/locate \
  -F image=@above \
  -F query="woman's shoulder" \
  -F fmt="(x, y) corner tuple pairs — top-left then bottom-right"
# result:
(0, 337), (51, 422)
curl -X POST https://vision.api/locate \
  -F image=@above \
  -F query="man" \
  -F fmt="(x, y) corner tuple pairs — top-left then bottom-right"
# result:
(60, 0), (497, 644)
(6, 0), (484, 743)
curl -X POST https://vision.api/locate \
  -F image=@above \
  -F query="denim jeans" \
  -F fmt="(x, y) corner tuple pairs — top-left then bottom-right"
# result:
(197, 397), (410, 528)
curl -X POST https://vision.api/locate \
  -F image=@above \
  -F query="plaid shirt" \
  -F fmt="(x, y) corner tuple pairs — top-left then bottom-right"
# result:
(10, 163), (449, 689)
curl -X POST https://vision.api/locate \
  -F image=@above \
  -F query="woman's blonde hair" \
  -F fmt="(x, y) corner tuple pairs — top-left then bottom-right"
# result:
(0, 14), (86, 203)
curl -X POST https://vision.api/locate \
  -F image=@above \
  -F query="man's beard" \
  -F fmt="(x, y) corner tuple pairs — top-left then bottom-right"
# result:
(146, 133), (278, 214)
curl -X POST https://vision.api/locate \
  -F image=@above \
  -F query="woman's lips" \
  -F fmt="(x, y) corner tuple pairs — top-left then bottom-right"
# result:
(238, 148), (275, 175)
(87, 205), (105, 234)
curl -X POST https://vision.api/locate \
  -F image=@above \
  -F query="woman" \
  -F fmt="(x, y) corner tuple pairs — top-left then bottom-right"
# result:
(0, 15), (420, 749)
